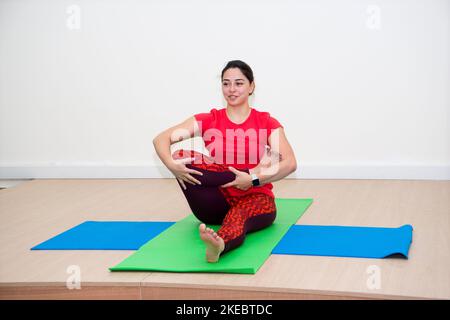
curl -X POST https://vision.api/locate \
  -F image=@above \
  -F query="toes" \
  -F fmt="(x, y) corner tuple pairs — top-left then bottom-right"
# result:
(199, 224), (206, 233)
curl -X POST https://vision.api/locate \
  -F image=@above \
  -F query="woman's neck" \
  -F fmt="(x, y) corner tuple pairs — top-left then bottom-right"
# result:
(226, 103), (251, 121)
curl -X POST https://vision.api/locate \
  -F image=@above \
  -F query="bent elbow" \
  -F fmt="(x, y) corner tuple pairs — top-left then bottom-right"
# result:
(292, 163), (297, 172)
(152, 133), (162, 144)
(283, 156), (297, 173)
(289, 160), (297, 172)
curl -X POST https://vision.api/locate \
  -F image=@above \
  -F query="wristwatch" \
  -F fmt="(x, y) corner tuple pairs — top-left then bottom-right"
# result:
(251, 173), (260, 187)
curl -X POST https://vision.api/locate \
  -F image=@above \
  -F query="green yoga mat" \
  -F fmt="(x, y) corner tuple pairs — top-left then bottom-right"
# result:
(109, 198), (313, 274)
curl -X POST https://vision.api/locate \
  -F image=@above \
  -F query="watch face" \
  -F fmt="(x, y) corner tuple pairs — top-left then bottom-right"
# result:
(251, 174), (260, 186)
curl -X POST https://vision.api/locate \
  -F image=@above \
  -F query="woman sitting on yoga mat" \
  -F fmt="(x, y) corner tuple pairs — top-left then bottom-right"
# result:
(153, 60), (297, 263)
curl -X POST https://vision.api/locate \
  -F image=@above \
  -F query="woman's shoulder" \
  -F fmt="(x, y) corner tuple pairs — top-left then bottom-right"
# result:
(195, 107), (219, 116)
(252, 107), (283, 128)
(252, 106), (273, 120)
(193, 107), (224, 125)
(198, 107), (224, 115)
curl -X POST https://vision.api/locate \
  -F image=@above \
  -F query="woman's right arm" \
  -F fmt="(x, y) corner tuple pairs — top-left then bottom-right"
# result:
(152, 116), (204, 189)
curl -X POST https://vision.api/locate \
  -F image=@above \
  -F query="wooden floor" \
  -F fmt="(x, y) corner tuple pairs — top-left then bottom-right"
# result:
(0, 179), (448, 300)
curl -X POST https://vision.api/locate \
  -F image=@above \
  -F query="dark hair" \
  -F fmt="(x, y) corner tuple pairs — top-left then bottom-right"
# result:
(221, 60), (255, 95)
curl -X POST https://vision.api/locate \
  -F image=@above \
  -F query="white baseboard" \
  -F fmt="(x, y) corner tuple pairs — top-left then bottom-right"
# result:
(0, 164), (449, 180)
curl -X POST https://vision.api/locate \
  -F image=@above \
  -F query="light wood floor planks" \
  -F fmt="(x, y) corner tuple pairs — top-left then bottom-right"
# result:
(0, 179), (448, 299)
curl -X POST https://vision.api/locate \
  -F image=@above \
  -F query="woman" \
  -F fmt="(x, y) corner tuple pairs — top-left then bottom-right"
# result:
(153, 60), (297, 263)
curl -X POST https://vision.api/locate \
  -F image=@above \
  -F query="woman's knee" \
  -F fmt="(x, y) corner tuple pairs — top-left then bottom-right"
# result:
(185, 164), (235, 187)
(245, 211), (277, 233)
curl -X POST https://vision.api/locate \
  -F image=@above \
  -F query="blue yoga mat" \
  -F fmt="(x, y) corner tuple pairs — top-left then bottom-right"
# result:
(31, 221), (413, 259)
(272, 224), (413, 259)
(31, 221), (175, 250)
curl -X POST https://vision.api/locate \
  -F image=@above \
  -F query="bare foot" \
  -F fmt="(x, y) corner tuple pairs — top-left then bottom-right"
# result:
(199, 223), (225, 263)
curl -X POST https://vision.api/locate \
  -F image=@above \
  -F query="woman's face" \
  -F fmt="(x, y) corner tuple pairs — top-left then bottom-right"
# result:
(222, 68), (255, 107)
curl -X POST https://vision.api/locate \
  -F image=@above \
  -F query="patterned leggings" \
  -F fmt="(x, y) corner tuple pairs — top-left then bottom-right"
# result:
(172, 149), (277, 255)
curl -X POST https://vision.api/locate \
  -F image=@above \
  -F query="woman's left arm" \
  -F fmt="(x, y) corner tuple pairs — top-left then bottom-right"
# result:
(249, 127), (297, 185)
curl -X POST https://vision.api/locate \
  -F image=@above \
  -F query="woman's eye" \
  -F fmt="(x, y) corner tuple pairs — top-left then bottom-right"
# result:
(222, 82), (243, 86)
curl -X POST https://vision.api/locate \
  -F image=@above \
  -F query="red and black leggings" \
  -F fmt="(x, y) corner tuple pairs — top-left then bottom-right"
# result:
(172, 150), (277, 255)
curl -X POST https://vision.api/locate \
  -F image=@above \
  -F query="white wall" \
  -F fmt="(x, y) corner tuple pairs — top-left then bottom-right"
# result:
(0, 0), (449, 180)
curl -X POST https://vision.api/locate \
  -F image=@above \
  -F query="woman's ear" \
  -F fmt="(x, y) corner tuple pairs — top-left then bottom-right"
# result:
(249, 82), (255, 95)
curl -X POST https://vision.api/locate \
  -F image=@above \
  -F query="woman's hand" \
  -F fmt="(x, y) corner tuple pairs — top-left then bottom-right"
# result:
(168, 157), (203, 190)
(220, 167), (253, 191)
